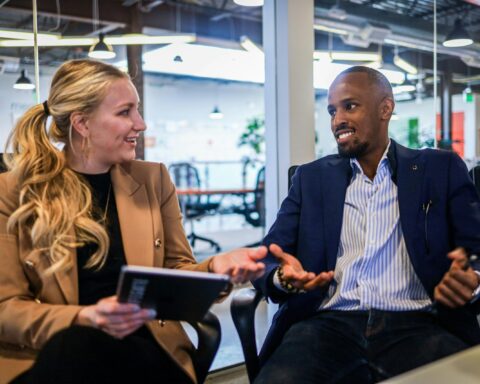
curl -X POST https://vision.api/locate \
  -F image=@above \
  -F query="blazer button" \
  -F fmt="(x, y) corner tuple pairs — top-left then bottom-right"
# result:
(25, 260), (35, 268)
(154, 239), (162, 248)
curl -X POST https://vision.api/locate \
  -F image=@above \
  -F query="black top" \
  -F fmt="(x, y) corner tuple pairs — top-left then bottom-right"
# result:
(76, 172), (127, 306)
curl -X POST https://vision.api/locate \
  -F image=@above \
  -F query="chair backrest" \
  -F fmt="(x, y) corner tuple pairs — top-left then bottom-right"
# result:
(168, 162), (202, 207)
(254, 166), (266, 227)
(0, 154), (6, 173)
(288, 165), (298, 190)
(469, 165), (480, 196)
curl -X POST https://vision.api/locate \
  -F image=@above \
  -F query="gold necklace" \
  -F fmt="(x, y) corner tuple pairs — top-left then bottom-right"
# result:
(101, 183), (112, 223)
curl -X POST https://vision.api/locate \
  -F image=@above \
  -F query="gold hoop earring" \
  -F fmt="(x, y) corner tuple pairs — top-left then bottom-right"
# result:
(81, 135), (91, 159)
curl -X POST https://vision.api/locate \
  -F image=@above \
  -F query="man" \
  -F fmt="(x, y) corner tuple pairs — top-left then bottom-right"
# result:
(253, 66), (480, 383)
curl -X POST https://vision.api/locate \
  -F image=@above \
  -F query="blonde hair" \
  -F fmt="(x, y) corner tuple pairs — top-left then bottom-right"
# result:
(5, 59), (130, 274)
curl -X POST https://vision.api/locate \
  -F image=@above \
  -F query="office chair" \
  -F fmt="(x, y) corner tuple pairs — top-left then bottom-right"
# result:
(188, 311), (222, 383)
(169, 162), (221, 252)
(469, 165), (480, 196)
(0, 153), (6, 173)
(235, 166), (266, 228)
(230, 165), (297, 383)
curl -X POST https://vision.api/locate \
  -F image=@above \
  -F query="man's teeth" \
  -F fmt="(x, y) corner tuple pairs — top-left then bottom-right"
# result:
(338, 132), (353, 139)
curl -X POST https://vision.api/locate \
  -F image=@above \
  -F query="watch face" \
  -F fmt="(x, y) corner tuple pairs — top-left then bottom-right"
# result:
(468, 254), (480, 271)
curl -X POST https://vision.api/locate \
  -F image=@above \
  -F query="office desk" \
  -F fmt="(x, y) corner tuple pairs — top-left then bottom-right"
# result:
(176, 188), (256, 196)
(381, 344), (480, 384)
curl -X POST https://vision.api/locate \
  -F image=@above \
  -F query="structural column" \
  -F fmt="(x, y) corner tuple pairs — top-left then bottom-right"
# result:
(127, 5), (145, 159)
(263, 0), (315, 229)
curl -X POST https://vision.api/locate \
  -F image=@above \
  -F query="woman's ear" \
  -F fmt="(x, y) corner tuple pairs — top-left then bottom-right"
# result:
(70, 112), (89, 138)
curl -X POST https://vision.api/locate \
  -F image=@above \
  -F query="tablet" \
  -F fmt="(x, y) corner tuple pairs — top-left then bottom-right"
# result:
(116, 265), (231, 322)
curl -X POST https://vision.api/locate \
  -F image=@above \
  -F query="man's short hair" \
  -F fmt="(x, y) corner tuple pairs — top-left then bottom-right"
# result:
(336, 66), (393, 99)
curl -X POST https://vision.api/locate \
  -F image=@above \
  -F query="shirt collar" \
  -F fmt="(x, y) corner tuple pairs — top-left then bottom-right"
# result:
(350, 139), (392, 177)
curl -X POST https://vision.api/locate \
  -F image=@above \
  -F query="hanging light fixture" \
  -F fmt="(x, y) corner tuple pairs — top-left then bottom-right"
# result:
(393, 47), (418, 75)
(88, 33), (115, 59)
(13, 69), (35, 90)
(233, 0), (263, 6)
(443, 19), (473, 47)
(209, 106), (224, 120)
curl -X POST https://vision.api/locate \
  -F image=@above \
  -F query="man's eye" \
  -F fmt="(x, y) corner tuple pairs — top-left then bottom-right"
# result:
(346, 103), (357, 111)
(328, 109), (336, 117)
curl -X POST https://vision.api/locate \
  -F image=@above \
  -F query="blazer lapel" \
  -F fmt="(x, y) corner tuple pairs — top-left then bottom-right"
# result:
(322, 157), (351, 271)
(111, 164), (154, 267)
(394, 142), (425, 263)
(51, 246), (79, 304)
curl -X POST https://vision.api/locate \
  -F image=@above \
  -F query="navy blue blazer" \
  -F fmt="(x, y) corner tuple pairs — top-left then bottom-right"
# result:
(254, 140), (480, 363)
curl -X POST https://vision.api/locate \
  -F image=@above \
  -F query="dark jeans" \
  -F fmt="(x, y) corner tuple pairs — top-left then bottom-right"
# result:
(11, 326), (192, 384)
(255, 310), (469, 384)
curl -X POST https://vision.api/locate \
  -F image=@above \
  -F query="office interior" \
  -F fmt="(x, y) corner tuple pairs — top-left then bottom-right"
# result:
(0, 0), (480, 382)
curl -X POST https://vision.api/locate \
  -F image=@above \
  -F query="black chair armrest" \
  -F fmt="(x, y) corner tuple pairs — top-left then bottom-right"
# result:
(187, 311), (221, 384)
(230, 287), (265, 383)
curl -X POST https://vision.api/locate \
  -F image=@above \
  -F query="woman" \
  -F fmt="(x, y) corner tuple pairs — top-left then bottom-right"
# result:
(0, 59), (266, 383)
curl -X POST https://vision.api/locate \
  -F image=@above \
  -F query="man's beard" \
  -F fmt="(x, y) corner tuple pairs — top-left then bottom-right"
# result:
(337, 139), (369, 159)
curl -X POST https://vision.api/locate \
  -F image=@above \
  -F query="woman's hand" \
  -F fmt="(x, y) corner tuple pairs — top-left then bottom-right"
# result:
(210, 246), (268, 284)
(74, 295), (156, 339)
(269, 243), (334, 291)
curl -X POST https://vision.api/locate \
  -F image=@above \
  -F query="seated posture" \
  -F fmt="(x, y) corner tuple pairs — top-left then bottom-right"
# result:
(253, 66), (480, 383)
(0, 59), (266, 384)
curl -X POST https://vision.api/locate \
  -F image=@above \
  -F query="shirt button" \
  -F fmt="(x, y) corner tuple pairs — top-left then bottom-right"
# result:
(154, 239), (162, 248)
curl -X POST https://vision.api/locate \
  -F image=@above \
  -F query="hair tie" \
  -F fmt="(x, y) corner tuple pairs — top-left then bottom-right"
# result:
(42, 101), (50, 116)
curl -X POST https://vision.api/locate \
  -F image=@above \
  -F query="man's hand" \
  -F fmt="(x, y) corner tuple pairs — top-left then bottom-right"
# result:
(210, 246), (267, 284)
(434, 248), (480, 308)
(75, 296), (156, 339)
(269, 243), (334, 291)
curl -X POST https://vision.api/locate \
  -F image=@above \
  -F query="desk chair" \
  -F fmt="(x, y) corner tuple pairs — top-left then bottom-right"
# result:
(469, 165), (480, 196)
(0, 153), (7, 173)
(230, 165), (297, 383)
(189, 311), (222, 383)
(169, 162), (221, 252)
(235, 166), (265, 228)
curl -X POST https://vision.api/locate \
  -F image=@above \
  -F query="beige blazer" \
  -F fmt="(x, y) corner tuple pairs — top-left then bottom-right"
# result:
(0, 160), (212, 384)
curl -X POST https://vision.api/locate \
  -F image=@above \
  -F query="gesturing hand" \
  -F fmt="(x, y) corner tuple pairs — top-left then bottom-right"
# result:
(269, 243), (334, 291)
(210, 246), (267, 284)
(434, 248), (479, 308)
(75, 295), (156, 339)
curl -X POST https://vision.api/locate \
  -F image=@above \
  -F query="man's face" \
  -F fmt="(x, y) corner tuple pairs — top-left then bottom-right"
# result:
(327, 72), (389, 159)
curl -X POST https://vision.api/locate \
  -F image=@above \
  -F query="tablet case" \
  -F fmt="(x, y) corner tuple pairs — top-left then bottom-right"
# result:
(116, 265), (231, 322)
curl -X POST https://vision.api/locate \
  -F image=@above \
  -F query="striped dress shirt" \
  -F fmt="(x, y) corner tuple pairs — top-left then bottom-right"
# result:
(321, 143), (432, 311)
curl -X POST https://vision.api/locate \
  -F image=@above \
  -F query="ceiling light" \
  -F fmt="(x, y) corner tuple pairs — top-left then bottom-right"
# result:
(233, 0), (263, 6)
(0, 28), (58, 41)
(443, 19), (474, 47)
(173, 55), (183, 63)
(393, 54), (418, 75)
(313, 24), (349, 36)
(392, 80), (416, 94)
(313, 50), (380, 62)
(88, 33), (116, 59)
(209, 106), (224, 120)
(0, 34), (196, 48)
(240, 36), (264, 55)
(13, 69), (35, 90)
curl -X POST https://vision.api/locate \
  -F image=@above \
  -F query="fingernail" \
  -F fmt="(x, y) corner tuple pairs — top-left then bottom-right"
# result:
(148, 309), (157, 318)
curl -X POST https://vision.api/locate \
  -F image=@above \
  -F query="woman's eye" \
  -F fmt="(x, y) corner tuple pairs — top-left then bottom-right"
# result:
(119, 109), (129, 116)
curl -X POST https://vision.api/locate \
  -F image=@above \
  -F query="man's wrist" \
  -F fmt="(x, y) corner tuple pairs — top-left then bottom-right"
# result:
(471, 271), (480, 302)
(273, 266), (305, 294)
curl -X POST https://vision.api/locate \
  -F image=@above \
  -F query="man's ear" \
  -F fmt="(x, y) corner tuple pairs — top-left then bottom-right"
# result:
(70, 111), (89, 138)
(380, 97), (395, 121)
